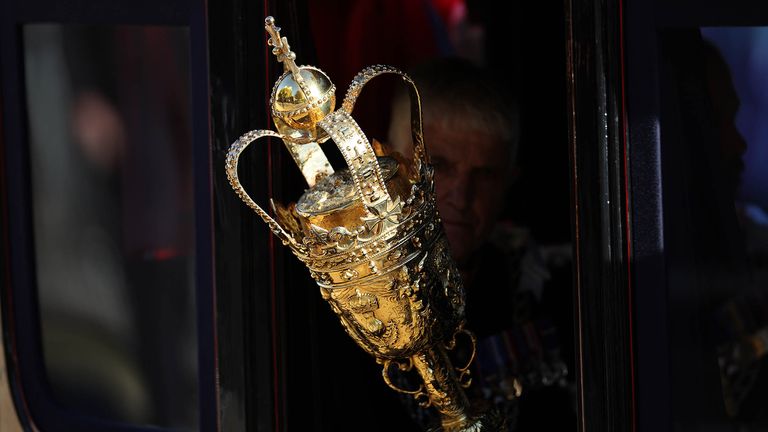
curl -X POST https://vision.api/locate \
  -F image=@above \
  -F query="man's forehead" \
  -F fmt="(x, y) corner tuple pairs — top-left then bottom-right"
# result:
(388, 102), (513, 161)
(425, 130), (509, 172)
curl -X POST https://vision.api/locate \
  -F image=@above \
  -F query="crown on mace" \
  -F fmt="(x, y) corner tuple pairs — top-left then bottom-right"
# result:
(225, 17), (439, 288)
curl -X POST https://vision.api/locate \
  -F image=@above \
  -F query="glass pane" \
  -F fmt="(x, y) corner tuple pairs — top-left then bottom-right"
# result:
(23, 24), (197, 429)
(661, 27), (768, 430)
(287, 2), (577, 430)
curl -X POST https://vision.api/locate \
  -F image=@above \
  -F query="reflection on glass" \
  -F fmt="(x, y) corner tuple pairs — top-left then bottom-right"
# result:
(23, 25), (197, 429)
(702, 28), (768, 426)
(662, 27), (768, 430)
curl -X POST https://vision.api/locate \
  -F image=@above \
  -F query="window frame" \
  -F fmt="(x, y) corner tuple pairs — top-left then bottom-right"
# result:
(0, 0), (218, 430)
(567, 0), (768, 431)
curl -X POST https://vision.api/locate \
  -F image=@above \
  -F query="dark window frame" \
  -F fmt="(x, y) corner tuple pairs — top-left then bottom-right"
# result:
(565, 0), (634, 430)
(0, 0), (217, 430)
(567, 0), (768, 431)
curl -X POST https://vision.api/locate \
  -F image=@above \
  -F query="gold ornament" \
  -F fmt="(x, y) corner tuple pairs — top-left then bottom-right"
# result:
(225, 17), (505, 431)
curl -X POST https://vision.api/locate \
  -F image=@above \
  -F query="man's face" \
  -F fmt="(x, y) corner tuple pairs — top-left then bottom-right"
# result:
(388, 108), (511, 266)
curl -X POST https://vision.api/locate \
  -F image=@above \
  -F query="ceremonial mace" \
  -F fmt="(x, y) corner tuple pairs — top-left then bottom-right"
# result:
(225, 17), (504, 431)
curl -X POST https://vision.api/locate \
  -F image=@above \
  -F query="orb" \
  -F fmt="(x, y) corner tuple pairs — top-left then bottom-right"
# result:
(271, 66), (335, 143)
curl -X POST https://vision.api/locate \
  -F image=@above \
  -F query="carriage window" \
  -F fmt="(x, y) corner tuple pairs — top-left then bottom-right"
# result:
(23, 24), (197, 428)
(288, 2), (577, 430)
(660, 27), (768, 428)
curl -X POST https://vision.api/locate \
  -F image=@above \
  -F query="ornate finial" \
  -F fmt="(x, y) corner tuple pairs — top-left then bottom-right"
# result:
(265, 15), (337, 150)
(265, 16), (299, 75)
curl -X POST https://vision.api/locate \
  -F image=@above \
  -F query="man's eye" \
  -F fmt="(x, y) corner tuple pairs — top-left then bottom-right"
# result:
(476, 167), (496, 178)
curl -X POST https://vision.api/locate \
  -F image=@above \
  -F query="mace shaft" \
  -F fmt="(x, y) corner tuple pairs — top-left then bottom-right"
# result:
(412, 346), (474, 431)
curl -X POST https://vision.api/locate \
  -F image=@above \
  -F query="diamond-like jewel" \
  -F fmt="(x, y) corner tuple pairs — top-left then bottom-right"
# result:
(342, 269), (358, 281)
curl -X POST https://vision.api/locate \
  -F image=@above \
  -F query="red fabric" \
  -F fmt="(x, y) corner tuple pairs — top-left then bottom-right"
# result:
(308, 0), (446, 139)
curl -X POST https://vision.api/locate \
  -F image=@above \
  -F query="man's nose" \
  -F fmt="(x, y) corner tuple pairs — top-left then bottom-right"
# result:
(441, 172), (471, 210)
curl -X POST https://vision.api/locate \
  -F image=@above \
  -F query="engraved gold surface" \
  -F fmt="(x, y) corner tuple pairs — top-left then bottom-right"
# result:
(296, 156), (399, 216)
(225, 17), (505, 431)
(318, 110), (391, 208)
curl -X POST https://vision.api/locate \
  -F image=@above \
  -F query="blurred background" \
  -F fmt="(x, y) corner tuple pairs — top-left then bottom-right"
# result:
(24, 24), (198, 429)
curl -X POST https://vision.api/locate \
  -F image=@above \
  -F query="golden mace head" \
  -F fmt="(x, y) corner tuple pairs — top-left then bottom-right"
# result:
(225, 18), (504, 430)
(226, 15), (463, 358)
